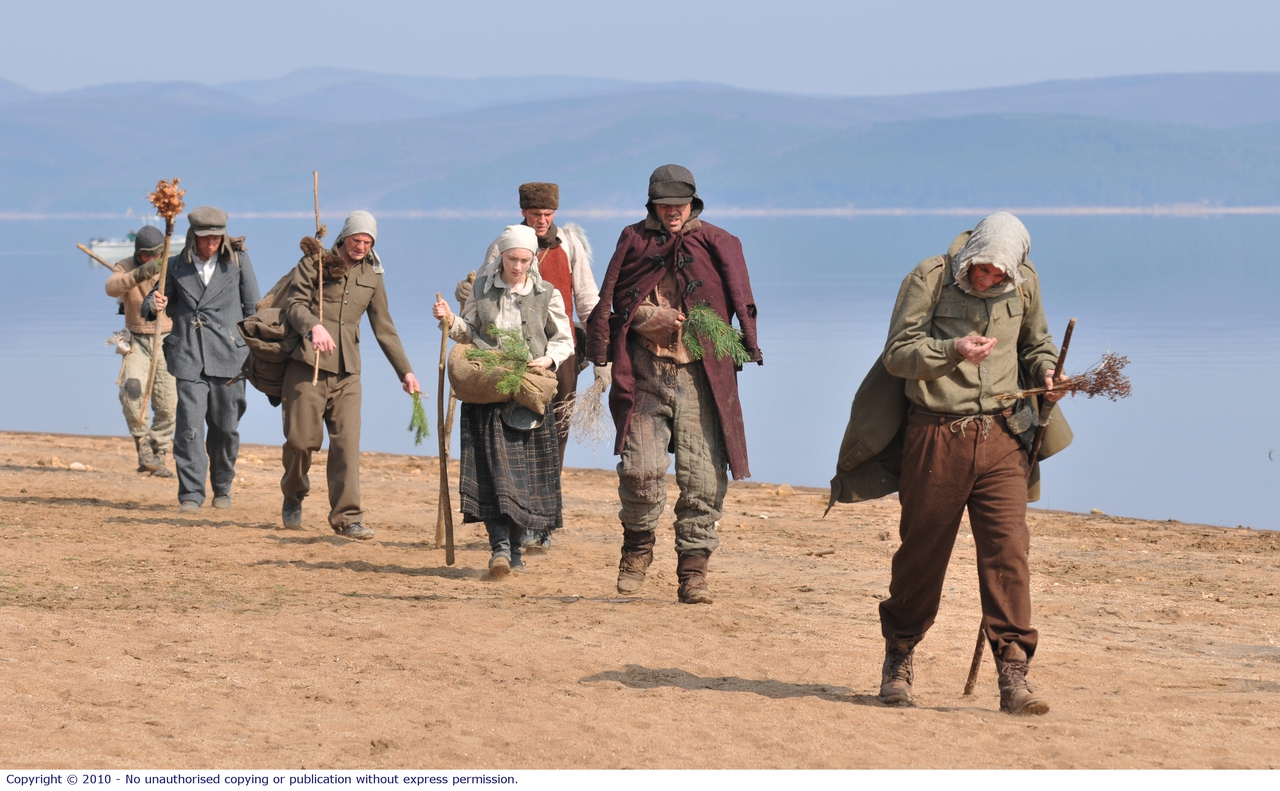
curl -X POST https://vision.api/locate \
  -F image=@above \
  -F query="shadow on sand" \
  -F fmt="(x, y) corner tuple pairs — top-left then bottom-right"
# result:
(580, 664), (882, 706)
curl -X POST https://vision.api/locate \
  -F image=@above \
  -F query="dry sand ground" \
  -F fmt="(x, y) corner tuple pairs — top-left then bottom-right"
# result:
(1, 430), (1278, 769)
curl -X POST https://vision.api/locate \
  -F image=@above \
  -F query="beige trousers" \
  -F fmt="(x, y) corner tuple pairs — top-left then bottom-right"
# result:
(280, 360), (364, 530)
(119, 332), (177, 455)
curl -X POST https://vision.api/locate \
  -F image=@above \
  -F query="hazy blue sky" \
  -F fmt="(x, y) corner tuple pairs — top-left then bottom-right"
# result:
(6, 0), (1280, 95)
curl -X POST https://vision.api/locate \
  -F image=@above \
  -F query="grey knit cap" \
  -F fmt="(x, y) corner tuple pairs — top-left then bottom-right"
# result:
(646, 164), (704, 217)
(134, 225), (165, 256)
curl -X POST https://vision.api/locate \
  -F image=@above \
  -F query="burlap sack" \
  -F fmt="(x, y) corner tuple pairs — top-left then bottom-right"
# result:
(448, 342), (558, 413)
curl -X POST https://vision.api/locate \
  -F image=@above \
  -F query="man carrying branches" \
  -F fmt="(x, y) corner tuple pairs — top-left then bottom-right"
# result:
(280, 211), (420, 540)
(874, 212), (1064, 714)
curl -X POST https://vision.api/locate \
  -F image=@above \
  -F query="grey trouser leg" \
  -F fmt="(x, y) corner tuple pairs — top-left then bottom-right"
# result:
(486, 516), (524, 565)
(174, 374), (246, 505)
(617, 344), (727, 555)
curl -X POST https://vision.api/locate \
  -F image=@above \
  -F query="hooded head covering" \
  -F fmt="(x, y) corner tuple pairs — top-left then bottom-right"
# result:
(134, 225), (165, 258)
(646, 164), (704, 219)
(952, 212), (1030, 297)
(333, 211), (382, 273)
(495, 224), (539, 256)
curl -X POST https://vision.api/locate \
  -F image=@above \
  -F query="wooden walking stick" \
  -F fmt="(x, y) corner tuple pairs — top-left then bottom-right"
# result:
(435, 291), (457, 565)
(432, 273), (473, 550)
(137, 179), (185, 431)
(962, 317), (1076, 697)
(76, 243), (116, 271)
(311, 171), (326, 385)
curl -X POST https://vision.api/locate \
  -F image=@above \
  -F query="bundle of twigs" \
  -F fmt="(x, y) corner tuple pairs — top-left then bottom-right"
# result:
(465, 325), (531, 395)
(555, 366), (612, 446)
(682, 304), (751, 365)
(996, 352), (1132, 402)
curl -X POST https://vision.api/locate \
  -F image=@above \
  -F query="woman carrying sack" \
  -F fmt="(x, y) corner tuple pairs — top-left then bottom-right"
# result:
(432, 225), (574, 577)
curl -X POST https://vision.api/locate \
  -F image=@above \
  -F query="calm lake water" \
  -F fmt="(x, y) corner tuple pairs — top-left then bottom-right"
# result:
(2, 214), (1277, 529)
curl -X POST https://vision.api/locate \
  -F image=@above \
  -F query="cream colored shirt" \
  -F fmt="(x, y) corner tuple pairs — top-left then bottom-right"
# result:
(449, 272), (574, 368)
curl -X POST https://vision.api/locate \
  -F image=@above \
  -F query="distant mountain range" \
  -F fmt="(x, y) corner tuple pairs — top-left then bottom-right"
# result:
(2, 70), (1280, 214)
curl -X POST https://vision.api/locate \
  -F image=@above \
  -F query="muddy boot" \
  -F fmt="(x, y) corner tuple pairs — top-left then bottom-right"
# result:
(135, 437), (160, 472)
(150, 450), (175, 478)
(878, 639), (915, 706)
(616, 528), (656, 594)
(676, 551), (713, 604)
(997, 643), (1049, 715)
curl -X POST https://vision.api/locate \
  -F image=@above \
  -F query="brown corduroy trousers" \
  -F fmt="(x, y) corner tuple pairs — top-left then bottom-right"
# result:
(280, 359), (364, 530)
(879, 408), (1039, 660)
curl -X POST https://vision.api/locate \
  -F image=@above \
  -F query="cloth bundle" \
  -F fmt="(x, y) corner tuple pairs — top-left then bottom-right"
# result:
(447, 342), (558, 414)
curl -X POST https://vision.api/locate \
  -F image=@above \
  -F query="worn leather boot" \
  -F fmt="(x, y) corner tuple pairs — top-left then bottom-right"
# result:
(878, 639), (915, 706)
(150, 450), (175, 478)
(616, 528), (656, 594)
(997, 643), (1049, 715)
(676, 551), (713, 604)
(135, 437), (160, 472)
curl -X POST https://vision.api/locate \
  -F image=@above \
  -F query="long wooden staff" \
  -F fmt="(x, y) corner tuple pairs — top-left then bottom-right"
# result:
(435, 273), (473, 550)
(138, 179), (185, 430)
(76, 243), (116, 271)
(311, 171), (325, 385)
(435, 291), (456, 565)
(963, 316), (1076, 697)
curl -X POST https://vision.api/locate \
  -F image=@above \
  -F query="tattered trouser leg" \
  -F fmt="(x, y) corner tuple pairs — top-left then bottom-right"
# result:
(879, 408), (1038, 661)
(281, 360), (365, 530)
(118, 333), (178, 455)
(617, 344), (727, 555)
(174, 373), (246, 505)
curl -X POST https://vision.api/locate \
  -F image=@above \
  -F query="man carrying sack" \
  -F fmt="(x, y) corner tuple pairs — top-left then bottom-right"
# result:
(104, 225), (176, 478)
(280, 211), (420, 540)
(585, 164), (763, 605)
(143, 206), (260, 512)
(846, 212), (1065, 714)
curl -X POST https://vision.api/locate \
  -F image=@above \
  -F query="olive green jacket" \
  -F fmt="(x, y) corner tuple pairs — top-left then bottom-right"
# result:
(827, 232), (1072, 511)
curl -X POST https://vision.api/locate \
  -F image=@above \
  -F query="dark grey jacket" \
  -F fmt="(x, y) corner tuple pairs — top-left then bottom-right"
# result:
(143, 247), (261, 381)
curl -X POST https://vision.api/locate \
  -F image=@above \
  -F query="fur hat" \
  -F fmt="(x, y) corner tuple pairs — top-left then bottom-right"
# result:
(519, 182), (559, 210)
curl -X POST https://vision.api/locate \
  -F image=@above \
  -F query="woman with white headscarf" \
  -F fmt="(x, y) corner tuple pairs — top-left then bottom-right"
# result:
(433, 225), (574, 577)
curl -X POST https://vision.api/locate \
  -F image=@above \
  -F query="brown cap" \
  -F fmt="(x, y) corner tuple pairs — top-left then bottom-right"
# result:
(519, 182), (559, 210)
(187, 205), (228, 237)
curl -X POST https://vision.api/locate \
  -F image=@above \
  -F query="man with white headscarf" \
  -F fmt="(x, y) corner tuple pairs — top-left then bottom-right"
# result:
(279, 210), (420, 540)
(875, 212), (1063, 715)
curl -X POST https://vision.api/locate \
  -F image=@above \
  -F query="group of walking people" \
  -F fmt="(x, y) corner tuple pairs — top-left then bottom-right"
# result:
(109, 163), (1068, 717)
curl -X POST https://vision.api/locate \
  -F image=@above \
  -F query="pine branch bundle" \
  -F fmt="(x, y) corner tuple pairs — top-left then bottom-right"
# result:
(464, 325), (531, 396)
(408, 392), (431, 445)
(997, 353), (1133, 402)
(682, 304), (750, 366)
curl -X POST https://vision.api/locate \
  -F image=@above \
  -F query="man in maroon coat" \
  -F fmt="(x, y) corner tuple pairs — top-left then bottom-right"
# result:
(585, 164), (762, 603)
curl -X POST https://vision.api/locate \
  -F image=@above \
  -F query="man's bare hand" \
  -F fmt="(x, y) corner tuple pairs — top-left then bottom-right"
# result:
(1043, 370), (1066, 403)
(153, 294), (168, 312)
(647, 307), (685, 338)
(402, 373), (420, 394)
(956, 335), (997, 364)
(310, 324), (337, 355)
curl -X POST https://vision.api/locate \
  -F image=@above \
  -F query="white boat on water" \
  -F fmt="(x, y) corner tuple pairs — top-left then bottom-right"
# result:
(88, 226), (186, 267)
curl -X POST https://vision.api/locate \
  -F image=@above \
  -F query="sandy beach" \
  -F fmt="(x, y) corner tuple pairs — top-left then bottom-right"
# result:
(1, 429), (1277, 769)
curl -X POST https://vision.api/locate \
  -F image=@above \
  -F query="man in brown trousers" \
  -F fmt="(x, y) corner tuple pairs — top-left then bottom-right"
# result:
(280, 211), (420, 539)
(877, 212), (1063, 714)
(104, 225), (176, 477)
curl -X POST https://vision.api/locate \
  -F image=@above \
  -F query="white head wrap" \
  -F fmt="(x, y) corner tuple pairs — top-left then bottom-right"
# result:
(495, 224), (538, 256)
(333, 210), (382, 273)
(953, 212), (1030, 296)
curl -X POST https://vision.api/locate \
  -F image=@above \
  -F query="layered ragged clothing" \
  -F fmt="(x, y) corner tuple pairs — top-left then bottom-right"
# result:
(585, 216), (762, 479)
(106, 254), (176, 456)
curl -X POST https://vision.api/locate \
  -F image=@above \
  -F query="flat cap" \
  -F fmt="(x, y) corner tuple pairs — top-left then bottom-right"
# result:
(647, 164), (698, 205)
(187, 205), (228, 237)
(519, 182), (559, 211)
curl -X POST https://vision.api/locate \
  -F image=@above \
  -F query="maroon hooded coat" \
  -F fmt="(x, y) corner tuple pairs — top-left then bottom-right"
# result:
(585, 218), (762, 479)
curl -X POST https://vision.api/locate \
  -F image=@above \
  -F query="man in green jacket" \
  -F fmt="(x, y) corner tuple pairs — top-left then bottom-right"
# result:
(876, 212), (1063, 715)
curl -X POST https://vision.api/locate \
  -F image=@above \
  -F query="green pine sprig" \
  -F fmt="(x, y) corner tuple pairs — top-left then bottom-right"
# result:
(682, 304), (751, 366)
(408, 391), (431, 445)
(464, 325), (532, 395)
